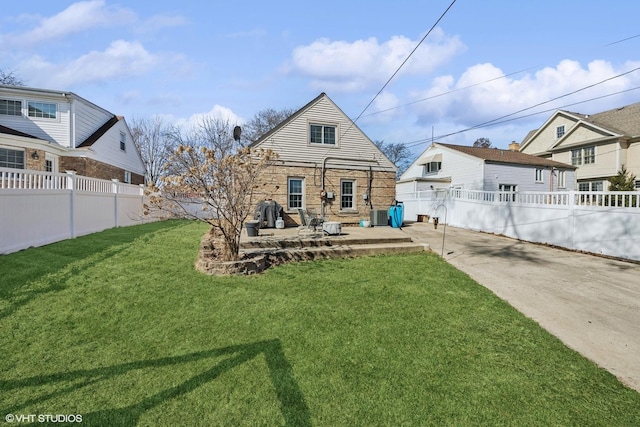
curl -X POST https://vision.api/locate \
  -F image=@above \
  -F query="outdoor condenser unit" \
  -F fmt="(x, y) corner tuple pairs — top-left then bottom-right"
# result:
(370, 209), (389, 226)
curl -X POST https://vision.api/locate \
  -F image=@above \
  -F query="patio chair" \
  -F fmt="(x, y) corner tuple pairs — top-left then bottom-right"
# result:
(297, 208), (324, 235)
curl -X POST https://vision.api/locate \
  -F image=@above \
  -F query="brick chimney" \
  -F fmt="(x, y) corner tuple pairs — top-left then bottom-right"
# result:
(508, 141), (520, 151)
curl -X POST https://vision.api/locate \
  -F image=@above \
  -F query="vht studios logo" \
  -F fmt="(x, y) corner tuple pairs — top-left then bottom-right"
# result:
(5, 413), (83, 423)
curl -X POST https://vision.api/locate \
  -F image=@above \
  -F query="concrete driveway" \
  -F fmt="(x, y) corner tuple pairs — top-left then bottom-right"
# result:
(400, 222), (640, 392)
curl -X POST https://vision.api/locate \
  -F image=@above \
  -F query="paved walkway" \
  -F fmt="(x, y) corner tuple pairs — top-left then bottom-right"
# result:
(399, 222), (640, 392)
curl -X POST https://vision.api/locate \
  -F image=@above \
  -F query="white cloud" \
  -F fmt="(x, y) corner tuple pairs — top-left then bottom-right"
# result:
(135, 14), (189, 34)
(20, 40), (160, 87)
(411, 59), (640, 130)
(288, 28), (465, 92)
(174, 105), (244, 131)
(12, 0), (135, 47)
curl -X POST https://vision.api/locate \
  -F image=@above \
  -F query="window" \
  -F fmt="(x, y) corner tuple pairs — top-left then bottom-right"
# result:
(499, 184), (517, 202)
(288, 178), (303, 210)
(571, 149), (582, 166)
(45, 160), (53, 172)
(635, 180), (640, 190)
(27, 101), (57, 119)
(557, 170), (566, 188)
(578, 181), (603, 191)
(124, 171), (131, 184)
(0, 99), (21, 116)
(571, 146), (595, 166)
(556, 125), (565, 139)
(583, 146), (595, 164)
(120, 132), (126, 151)
(535, 168), (544, 183)
(0, 147), (25, 169)
(424, 161), (441, 174)
(341, 180), (355, 210)
(310, 124), (336, 145)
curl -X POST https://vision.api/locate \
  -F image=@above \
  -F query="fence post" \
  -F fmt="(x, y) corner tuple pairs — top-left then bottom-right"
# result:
(568, 190), (575, 249)
(112, 179), (120, 228)
(66, 171), (77, 238)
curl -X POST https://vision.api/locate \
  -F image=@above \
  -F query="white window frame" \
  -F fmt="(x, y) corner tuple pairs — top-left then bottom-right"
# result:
(583, 146), (595, 164)
(571, 148), (582, 166)
(424, 161), (442, 175)
(120, 132), (126, 151)
(340, 179), (356, 210)
(309, 124), (337, 145)
(287, 177), (304, 211)
(27, 101), (57, 120)
(557, 170), (566, 188)
(535, 168), (544, 183)
(124, 171), (131, 184)
(556, 125), (565, 139)
(0, 146), (25, 169)
(0, 99), (22, 116)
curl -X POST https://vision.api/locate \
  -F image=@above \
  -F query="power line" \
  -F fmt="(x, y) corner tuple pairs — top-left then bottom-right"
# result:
(402, 86), (640, 148)
(350, 0), (458, 126)
(362, 31), (640, 124)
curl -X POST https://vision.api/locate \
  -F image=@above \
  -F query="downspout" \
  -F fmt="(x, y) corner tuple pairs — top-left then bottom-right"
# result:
(322, 156), (378, 218)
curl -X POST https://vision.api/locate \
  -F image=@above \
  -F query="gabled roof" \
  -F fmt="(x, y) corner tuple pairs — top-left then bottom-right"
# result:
(0, 124), (39, 139)
(437, 143), (576, 169)
(521, 101), (640, 149)
(77, 115), (122, 148)
(249, 92), (323, 147)
(572, 101), (640, 136)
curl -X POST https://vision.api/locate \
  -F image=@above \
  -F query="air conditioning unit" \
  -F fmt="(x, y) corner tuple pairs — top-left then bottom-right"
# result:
(370, 209), (389, 226)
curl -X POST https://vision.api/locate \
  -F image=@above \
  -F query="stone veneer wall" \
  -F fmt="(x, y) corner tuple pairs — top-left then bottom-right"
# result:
(254, 164), (397, 226)
(59, 157), (144, 185)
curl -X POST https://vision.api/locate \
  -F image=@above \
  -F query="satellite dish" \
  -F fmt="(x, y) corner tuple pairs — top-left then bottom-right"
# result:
(233, 126), (242, 141)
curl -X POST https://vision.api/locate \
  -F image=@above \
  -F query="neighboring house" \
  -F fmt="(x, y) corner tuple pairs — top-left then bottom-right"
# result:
(519, 101), (640, 191)
(0, 84), (144, 184)
(397, 142), (576, 194)
(250, 93), (397, 226)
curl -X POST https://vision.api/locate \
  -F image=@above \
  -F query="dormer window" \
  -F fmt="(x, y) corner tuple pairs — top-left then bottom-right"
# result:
(310, 124), (336, 145)
(424, 161), (441, 175)
(0, 99), (22, 116)
(556, 125), (565, 139)
(28, 101), (57, 119)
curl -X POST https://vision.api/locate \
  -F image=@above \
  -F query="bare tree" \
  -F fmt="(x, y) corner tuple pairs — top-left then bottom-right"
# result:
(130, 116), (175, 187)
(473, 137), (492, 148)
(148, 116), (275, 261)
(0, 68), (25, 86)
(374, 140), (413, 177)
(242, 107), (296, 143)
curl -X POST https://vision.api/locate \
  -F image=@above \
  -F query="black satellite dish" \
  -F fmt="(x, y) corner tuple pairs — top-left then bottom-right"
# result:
(233, 126), (242, 142)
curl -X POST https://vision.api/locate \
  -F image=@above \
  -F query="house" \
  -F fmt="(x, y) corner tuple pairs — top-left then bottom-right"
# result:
(519, 101), (640, 191)
(397, 142), (576, 194)
(250, 93), (397, 226)
(0, 84), (144, 184)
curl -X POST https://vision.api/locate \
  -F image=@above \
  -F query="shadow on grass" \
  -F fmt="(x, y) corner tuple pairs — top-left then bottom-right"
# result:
(1, 339), (310, 427)
(0, 221), (186, 321)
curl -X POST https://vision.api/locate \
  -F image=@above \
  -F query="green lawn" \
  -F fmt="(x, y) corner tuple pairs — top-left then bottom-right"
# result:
(1, 220), (638, 426)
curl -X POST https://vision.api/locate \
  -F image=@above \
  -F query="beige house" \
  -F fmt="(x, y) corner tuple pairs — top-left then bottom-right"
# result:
(519, 101), (640, 191)
(251, 93), (397, 226)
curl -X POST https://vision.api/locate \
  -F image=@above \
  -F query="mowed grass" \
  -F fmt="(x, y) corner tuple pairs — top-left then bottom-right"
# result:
(1, 220), (638, 426)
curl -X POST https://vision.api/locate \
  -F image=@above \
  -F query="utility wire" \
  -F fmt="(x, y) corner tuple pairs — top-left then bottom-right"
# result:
(362, 31), (640, 124)
(402, 86), (640, 148)
(349, 0), (458, 127)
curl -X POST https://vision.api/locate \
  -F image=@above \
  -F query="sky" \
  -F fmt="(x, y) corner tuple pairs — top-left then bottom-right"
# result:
(2, 0), (640, 158)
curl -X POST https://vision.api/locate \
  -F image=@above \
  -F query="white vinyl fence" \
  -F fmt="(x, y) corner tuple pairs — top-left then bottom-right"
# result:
(1, 168), (146, 254)
(398, 189), (640, 262)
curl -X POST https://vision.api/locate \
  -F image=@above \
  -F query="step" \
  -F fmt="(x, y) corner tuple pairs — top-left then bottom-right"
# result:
(241, 242), (430, 262)
(241, 235), (414, 249)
